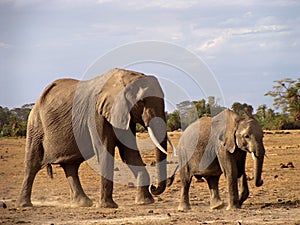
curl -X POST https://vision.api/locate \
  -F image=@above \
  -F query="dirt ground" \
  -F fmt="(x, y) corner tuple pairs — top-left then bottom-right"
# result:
(0, 131), (299, 225)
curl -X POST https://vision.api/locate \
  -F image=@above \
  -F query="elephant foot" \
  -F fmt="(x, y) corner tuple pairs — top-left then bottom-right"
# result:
(226, 204), (240, 210)
(71, 196), (93, 207)
(178, 202), (191, 211)
(16, 200), (33, 208)
(135, 193), (154, 205)
(99, 199), (118, 208)
(135, 186), (154, 205)
(239, 192), (249, 207)
(135, 196), (154, 205)
(210, 199), (224, 210)
(238, 198), (247, 207)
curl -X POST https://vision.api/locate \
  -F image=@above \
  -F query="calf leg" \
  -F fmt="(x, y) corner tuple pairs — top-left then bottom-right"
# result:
(237, 152), (249, 206)
(238, 173), (249, 206)
(206, 175), (224, 209)
(178, 166), (192, 211)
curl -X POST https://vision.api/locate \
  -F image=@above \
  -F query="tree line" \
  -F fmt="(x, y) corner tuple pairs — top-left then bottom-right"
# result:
(166, 77), (300, 131)
(0, 78), (299, 137)
(0, 104), (34, 137)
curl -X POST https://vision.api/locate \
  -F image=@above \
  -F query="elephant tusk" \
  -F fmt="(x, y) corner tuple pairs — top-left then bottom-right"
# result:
(147, 127), (168, 155)
(251, 152), (256, 160)
(264, 152), (269, 159)
(167, 134), (177, 156)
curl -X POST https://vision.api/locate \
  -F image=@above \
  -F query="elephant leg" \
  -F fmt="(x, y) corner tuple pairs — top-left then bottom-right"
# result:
(238, 173), (249, 206)
(61, 163), (93, 207)
(118, 146), (154, 205)
(99, 147), (118, 208)
(16, 137), (42, 207)
(178, 167), (192, 211)
(17, 164), (40, 207)
(236, 151), (249, 206)
(205, 175), (224, 210)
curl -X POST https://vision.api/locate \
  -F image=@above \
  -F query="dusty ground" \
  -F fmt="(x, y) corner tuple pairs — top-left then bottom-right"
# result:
(0, 131), (299, 225)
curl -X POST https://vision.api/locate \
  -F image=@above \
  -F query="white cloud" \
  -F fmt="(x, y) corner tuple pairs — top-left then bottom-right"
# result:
(196, 34), (228, 52)
(94, 0), (199, 9)
(231, 25), (288, 36)
(194, 23), (289, 53)
(0, 42), (12, 49)
(0, 0), (43, 7)
(95, 0), (114, 3)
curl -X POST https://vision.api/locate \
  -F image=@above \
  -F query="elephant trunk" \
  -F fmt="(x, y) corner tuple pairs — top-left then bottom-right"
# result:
(252, 145), (265, 187)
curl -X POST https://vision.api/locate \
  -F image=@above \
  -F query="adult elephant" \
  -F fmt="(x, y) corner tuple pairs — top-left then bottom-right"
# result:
(17, 68), (173, 208)
(177, 109), (265, 211)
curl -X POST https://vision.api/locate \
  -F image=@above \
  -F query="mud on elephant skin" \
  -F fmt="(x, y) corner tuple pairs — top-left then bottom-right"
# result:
(17, 68), (175, 208)
(176, 109), (265, 211)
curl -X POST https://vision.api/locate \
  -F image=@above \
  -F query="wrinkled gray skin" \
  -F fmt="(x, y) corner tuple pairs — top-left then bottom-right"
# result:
(17, 68), (168, 208)
(177, 109), (265, 211)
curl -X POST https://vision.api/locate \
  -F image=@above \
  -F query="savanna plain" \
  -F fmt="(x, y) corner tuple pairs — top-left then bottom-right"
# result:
(1, 131), (300, 225)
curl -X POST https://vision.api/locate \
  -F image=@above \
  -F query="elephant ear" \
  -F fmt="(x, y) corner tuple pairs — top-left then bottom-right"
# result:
(223, 109), (240, 153)
(207, 110), (227, 156)
(96, 69), (163, 129)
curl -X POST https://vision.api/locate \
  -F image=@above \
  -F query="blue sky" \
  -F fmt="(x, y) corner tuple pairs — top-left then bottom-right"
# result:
(0, 0), (299, 112)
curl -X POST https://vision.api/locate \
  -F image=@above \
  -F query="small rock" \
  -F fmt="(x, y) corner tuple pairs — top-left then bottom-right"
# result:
(167, 213), (171, 217)
(247, 176), (254, 181)
(274, 175), (278, 179)
(114, 167), (120, 171)
(1, 202), (7, 209)
(261, 202), (272, 208)
(128, 182), (135, 188)
(195, 178), (205, 183)
(156, 197), (163, 202)
(280, 163), (288, 168)
(148, 210), (154, 213)
(280, 162), (295, 168)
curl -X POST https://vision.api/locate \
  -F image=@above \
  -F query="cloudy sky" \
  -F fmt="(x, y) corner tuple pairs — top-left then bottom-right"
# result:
(0, 0), (299, 112)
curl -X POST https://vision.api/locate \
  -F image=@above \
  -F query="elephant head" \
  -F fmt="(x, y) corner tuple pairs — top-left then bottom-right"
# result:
(96, 69), (170, 195)
(223, 109), (265, 187)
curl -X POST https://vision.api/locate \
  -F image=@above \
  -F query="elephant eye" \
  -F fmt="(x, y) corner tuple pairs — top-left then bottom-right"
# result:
(244, 134), (250, 139)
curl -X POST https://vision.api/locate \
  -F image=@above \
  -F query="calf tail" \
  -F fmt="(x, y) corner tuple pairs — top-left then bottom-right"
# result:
(47, 164), (53, 179)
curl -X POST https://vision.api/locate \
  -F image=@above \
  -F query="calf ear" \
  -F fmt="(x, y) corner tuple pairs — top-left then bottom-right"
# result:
(206, 110), (228, 156)
(223, 109), (240, 153)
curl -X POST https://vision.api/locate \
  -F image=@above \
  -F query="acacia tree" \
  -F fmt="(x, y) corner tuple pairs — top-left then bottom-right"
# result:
(193, 99), (206, 117)
(256, 104), (267, 120)
(167, 110), (181, 131)
(265, 78), (300, 121)
(231, 102), (253, 117)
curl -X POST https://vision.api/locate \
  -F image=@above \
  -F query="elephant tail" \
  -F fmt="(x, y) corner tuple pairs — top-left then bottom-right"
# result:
(166, 165), (179, 187)
(47, 164), (53, 179)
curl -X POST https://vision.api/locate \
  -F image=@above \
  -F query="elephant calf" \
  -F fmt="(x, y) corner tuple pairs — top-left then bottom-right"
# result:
(177, 109), (265, 211)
